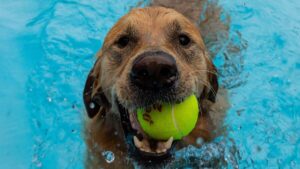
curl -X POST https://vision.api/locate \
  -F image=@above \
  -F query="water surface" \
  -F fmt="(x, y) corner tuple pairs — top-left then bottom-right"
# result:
(0, 0), (299, 168)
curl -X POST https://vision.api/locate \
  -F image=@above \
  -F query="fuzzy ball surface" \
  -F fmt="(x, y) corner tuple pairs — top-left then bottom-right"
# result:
(137, 94), (199, 140)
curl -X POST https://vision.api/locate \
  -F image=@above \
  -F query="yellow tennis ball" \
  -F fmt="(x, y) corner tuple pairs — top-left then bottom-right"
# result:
(137, 94), (199, 140)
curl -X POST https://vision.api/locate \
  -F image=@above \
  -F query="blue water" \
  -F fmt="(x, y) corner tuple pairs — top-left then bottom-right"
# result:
(0, 0), (299, 168)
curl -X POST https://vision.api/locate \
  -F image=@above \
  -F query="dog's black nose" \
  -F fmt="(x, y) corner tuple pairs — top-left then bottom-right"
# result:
(130, 51), (178, 90)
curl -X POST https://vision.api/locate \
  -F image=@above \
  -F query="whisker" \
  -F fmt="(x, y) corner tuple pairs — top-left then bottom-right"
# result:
(89, 85), (114, 99)
(188, 69), (218, 98)
(196, 78), (217, 99)
(189, 69), (219, 76)
(199, 101), (203, 117)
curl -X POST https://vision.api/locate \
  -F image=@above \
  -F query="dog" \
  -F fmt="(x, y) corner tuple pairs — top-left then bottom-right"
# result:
(83, 2), (229, 168)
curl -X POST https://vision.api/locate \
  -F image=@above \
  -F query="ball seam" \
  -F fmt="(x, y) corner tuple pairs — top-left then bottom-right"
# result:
(171, 105), (182, 138)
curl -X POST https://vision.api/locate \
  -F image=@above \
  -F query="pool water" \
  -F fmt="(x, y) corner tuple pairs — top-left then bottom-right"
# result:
(0, 0), (299, 168)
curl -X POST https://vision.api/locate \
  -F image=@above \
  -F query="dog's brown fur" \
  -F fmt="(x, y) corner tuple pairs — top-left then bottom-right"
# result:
(83, 2), (229, 169)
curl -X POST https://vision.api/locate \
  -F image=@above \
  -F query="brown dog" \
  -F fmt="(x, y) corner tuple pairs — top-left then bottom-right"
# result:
(83, 4), (228, 169)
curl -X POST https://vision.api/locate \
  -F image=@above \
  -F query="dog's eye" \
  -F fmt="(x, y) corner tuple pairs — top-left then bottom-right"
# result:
(178, 34), (190, 46)
(116, 36), (130, 48)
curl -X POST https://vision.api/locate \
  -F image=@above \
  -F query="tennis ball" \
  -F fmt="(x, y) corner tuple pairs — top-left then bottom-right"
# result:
(137, 94), (199, 140)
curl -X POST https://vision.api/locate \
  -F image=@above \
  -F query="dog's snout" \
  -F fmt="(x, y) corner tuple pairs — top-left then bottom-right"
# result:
(130, 51), (178, 90)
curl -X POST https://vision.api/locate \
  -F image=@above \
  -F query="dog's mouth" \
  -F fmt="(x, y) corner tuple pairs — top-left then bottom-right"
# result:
(117, 100), (176, 158)
(130, 111), (175, 154)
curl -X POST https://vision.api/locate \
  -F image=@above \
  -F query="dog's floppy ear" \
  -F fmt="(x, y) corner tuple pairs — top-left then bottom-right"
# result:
(201, 55), (219, 103)
(83, 60), (110, 118)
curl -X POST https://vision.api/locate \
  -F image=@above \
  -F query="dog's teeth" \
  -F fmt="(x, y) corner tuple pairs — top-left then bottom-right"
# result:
(133, 136), (152, 152)
(134, 136), (173, 154)
(157, 137), (173, 153)
(140, 146), (151, 153)
(156, 149), (162, 153)
(133, 136), (142, 148)
(165, 137), (173, 149)
(156, 148), (167, 153)
(144, 148), (151, 153)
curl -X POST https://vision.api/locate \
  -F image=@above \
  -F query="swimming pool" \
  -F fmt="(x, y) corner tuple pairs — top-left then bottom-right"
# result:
(0, 0), (299, 168)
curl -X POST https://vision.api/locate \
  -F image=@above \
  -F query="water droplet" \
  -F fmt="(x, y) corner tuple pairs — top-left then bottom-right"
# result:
(32, 155), (38, 162)
(291, 160), (296, 167)
(102, 151), (115, 163)
(89, 102), (95, 109)
(47, 97), (52, 102)
(196, 137), (204, 145)
(238, 126), (242, 130)
(36, 161), (42, 168)
(277, 159), (283, 165)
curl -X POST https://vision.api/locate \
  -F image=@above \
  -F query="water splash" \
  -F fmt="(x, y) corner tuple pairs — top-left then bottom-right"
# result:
(102, 151), (115, 164)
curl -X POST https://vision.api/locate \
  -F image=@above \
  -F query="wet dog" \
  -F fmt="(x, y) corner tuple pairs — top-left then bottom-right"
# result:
(83, 1), (229, 168)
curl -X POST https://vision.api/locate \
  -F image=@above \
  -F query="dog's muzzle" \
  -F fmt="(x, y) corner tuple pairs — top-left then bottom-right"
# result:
(130, 51), (178, 91)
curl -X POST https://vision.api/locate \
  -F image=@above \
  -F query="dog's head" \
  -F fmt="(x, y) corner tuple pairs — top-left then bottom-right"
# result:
(83, 7), (218, 158)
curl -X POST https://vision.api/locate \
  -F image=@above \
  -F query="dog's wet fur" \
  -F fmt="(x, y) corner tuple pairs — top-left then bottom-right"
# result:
(83, 1), (230, 168)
